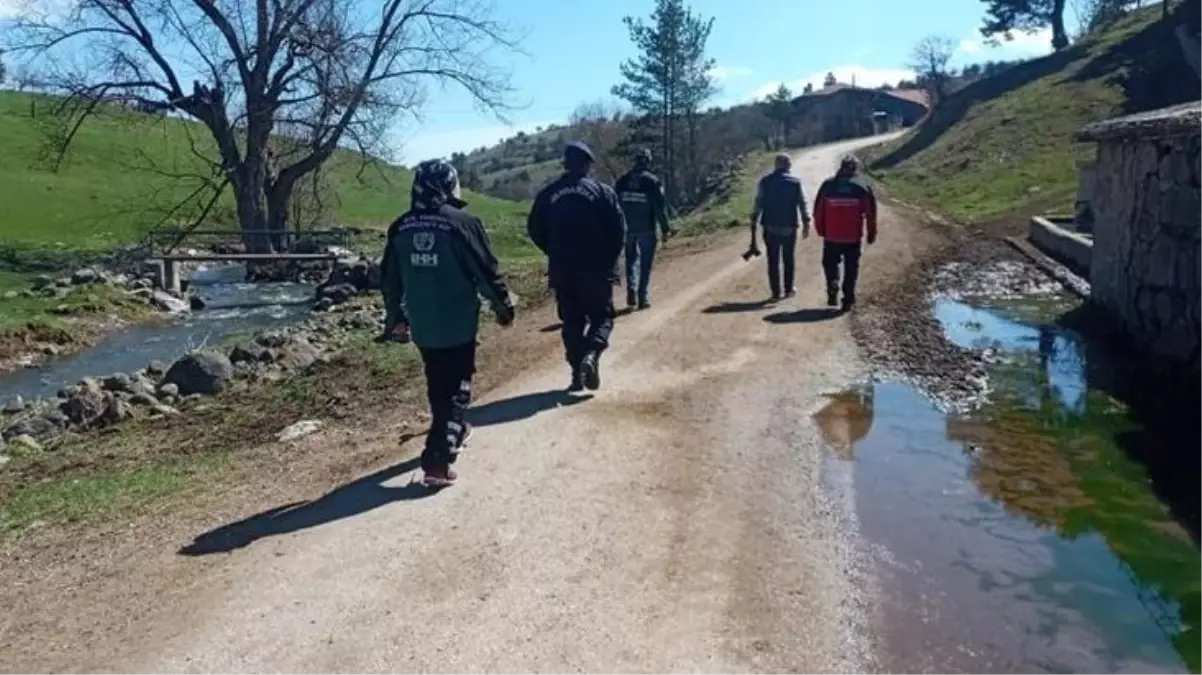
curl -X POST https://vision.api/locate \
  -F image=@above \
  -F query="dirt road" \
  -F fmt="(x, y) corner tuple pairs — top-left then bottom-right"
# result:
(75, 136), (932, 673)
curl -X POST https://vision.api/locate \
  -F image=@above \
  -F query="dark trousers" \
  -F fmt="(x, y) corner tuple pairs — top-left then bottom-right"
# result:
(556, 280), (615, 368)
(822, 241), (863, 301)
(765, 231), (797, 297)
(418, 341), (476, 472)
(624, 233), (658, 303)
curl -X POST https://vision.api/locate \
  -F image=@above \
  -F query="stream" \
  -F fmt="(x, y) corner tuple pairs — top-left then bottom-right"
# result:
(817, 290), (1201, 672)
(0, 264), (315, 402)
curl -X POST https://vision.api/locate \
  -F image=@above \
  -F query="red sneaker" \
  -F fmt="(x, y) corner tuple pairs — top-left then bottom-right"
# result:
(421, 467), (458, 488)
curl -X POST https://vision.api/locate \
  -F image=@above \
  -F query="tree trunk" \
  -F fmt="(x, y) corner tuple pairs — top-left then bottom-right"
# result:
(1051, 0), (1070, 50)
(265, 179), (293, 253)
(233, 180), (272, 254)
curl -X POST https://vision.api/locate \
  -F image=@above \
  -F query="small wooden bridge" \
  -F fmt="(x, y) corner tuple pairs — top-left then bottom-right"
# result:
(141, 228), (355, 293)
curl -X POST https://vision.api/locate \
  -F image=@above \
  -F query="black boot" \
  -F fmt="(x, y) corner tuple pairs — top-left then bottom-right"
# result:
(841, 295), (856, 312)
(827, 288), (839, 307)
(626, 289), (637, 309)
(580, 352), (601, 391)
(568, 368), (586, 392)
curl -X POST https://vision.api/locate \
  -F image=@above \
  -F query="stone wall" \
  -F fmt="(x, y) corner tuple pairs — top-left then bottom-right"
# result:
(1080, 103), (1201, 368)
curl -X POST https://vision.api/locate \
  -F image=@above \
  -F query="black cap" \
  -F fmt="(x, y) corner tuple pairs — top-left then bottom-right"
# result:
(564, 141), (595, 163)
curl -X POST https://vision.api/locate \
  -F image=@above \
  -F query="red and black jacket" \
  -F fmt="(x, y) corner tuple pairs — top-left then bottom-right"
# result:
(813, 173), (877, 244)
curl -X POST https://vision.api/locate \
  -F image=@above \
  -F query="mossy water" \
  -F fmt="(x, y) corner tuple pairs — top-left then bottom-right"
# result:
(818, 293), (1200, 672)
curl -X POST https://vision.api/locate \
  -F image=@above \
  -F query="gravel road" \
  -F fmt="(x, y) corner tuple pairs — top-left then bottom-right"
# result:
(28, 135), (942, 674)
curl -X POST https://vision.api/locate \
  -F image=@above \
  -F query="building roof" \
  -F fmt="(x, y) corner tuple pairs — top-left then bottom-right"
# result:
(1076, 101), (1201, 142)
(791, 85), (930, 110)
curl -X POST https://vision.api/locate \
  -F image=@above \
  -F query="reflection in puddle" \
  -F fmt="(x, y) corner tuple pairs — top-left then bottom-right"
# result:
(832, 297), (1200, 673)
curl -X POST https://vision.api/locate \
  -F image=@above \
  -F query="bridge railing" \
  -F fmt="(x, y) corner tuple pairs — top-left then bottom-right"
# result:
(143, 228), (353, 256)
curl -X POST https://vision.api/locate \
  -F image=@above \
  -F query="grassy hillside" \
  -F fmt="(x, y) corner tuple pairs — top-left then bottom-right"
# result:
(0, 91), (534, 268)
(865, 3), (1200, 223)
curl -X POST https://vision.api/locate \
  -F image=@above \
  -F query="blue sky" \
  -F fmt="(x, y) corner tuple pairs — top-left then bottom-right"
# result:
(395, 0), (1066, 163)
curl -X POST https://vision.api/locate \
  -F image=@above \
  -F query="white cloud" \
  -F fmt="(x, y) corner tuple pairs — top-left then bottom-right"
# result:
(747, 65), (917, 102)
(709, 65), (754, 82)
(958, 27), (1054, 58)
(395, 120), (555, 165)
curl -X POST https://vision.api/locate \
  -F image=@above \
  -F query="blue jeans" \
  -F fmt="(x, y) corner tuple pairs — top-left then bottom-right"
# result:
(624, 233), (658, 304)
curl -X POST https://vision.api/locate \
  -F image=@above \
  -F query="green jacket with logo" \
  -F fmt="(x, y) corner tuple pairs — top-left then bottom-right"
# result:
(615, 168), (671, 237)
(380, 202), (513, 349)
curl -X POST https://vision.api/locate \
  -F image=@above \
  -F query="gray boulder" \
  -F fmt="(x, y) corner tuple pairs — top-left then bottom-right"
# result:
(102, 373), (134, 393)
(255, 331), (290, 349)
(2, 414), (60, 442)
(275, 337), (321, 373)
(10, 435), (42, 452)
(71, 267), (100, 285)
(316, 282), (357, 305)
(150, 290), (190, 314)
(101, 397), (132, 425)
(156, 382), (180, 398)
(3, 395), (26, 414)
(146, 360), (168, 377)
(163, 351), (234, 396)
(61, 387), (107, 427)
(188, 294), (207, 311)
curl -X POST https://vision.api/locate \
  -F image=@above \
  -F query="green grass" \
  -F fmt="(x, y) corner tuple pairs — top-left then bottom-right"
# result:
(679, 151), (775, 235)
(864, 5), (1198, 223)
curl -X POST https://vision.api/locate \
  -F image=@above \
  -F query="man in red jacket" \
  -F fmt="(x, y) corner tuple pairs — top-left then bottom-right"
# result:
(813, 155), (877, 312)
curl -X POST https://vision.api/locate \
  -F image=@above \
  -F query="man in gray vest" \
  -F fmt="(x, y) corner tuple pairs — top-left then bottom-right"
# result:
(750, 153), (811, 300)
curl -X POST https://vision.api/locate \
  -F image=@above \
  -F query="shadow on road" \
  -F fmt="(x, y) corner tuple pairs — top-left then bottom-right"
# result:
(763, 308), (842, 324)
(179, 456), (428, 556)
(539, 322), (562, 333)
(702, 299), (776, 314)
(469, 389), (592, 428)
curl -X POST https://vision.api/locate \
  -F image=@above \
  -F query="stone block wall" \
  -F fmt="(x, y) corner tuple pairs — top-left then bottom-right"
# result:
(1085, 116), (1200, 368)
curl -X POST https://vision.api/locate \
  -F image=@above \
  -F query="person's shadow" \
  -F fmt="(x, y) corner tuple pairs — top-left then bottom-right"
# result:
(468, 388), (592, 427)
(763, 308), (842, 324)
(178, 390), (591, 556)
(702, 299), (776, 314)
(178, 455), (429, 556)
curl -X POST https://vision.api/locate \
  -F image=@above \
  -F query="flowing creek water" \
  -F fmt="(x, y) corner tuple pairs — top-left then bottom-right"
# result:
(817, 290), (1200, 673)
(0, 264), (314, 401)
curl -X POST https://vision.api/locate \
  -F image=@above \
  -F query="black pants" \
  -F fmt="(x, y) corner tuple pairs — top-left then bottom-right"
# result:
(418, 341), (476, 472)
(556, 280), (615, 369)
(765, 231), (797, 297)
(822, 241), (863, 301)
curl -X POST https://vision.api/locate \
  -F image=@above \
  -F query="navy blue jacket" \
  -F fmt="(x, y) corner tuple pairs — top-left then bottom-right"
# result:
(527, 173), (627, 286)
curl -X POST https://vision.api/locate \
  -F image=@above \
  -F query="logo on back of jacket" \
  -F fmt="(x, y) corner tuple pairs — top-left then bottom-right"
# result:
(549, 184), (596, 204)
(410, 231), (438, 267)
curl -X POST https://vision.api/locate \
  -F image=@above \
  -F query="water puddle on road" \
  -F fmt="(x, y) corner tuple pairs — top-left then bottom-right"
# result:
(817, 295), (1201, 673)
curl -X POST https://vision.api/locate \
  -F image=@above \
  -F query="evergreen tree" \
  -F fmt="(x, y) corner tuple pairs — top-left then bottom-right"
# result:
(764, 84), (796, 147)
(980, 0), (1070, 51)
(612, 0), (716, 205)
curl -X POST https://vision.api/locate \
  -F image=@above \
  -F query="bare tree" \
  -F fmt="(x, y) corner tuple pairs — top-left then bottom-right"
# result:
(909, 35), (956, 107)
(4, 0), (517, 251)
(569, 100), (629, 184)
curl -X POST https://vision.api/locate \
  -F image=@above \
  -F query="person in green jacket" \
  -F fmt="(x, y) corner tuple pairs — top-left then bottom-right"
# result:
(380, 159), (515, 488)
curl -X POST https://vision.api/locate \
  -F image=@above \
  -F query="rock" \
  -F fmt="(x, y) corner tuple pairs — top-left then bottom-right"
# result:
(54, 277), (71, 288)
(149, 403), (180, 417)
(0, 454), (9, 468)
(71, 267), (99, 285)
(255, 331), (290, 349)
(129, 392), (159, 407)
(276, 419), (324, 442)
(41, 344), (61, 357)
(51, 303), (72, 315)
(162, 351), (234, 396)
(110, 273), (130, 287)
(313, 297), (335, 312)
(2, 290), (18, 300)
(229, 343), (271, 364)
(79, 376), (102, 393)
(3, 415), (58, 441)
(130, 377), (156, 397)
(61, 387), (107, 427)
(131, 278), (154, 291)
(146, 360), (167, 377)
(102, 373), (134, 393)
(316, 282), (357, 305)
(10, 435), (42, 452)
(150, 290), (190, 314)
(188, 294), (207, 311)
(275, 337), (321, 372)
(101, 397), (132, 425)
(156, 382), (180, 398)
(41, 409), (69, 429)
(30, 274), (54, 290)
(3, 395), (25, 414)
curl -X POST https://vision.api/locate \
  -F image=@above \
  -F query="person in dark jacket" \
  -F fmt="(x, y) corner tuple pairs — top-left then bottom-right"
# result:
(380, 159), (515, 488)
(615, 148), (673, 310)
(750, 153), (811, 300)
(527, 141), (626, 392)
(813, 154), (877, 312)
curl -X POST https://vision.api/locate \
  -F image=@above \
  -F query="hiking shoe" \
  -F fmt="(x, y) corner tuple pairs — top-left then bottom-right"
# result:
(421, 466), (458, 488)
(826, 290), (839, 307)
(638, 299), (651, 310)
(626, 290), (637, 308)
(841, 298), (856, 313)
(785, 287), (797, 298)
(580, 352), (601, 391)
(568, 370), (586, 393)
(770, 292), (782, 302)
